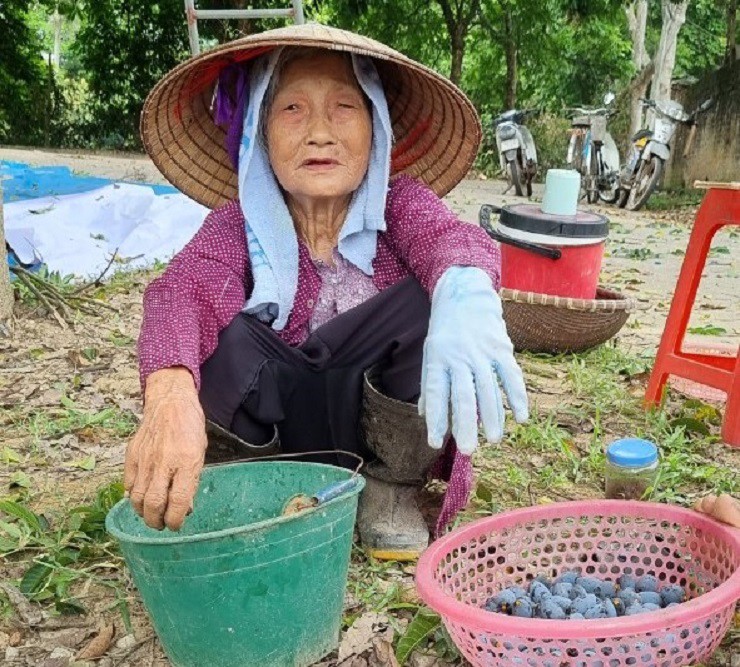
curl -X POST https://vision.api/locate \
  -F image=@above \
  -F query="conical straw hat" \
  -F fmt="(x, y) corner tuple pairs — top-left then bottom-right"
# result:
(141, 23), (481, 209)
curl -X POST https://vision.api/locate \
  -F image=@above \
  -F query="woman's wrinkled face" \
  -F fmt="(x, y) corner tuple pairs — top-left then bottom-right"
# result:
(266, 52), (372, 202)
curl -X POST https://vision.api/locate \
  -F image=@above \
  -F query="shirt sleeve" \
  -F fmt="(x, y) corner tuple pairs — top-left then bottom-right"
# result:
(137, 202), (251, 391)
(384, 174), (501, 293)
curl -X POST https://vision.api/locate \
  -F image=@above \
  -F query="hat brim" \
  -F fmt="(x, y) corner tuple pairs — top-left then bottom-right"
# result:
(141, 23), (481, 209)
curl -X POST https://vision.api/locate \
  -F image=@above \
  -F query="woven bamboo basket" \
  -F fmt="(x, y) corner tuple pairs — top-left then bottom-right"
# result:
(501, 287), (636, 354)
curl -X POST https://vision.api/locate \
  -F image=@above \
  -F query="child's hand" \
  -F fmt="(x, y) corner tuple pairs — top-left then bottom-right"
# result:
(693, 494), (740, 528)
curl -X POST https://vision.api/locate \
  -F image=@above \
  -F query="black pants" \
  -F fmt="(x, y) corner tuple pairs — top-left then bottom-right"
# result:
(199, 277), (430, 460)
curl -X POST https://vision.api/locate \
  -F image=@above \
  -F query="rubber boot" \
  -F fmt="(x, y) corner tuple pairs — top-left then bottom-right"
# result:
(357, 366), (439, 560)
(356, 468), (430, 561)
(204, 419), (280, 465)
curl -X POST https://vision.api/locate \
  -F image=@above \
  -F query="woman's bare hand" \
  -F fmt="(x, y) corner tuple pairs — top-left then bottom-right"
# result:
(693, 494), (740, 528)
(124, 367), (207, 531)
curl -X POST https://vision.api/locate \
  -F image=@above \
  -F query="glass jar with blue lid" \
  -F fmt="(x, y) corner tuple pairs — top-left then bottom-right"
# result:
(605, 438), (659, 500)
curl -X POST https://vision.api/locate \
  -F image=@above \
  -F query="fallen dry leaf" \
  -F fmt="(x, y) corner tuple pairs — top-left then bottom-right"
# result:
(0, 583), (45, 626)
(408, 652), (450, 667)
(399, 583), (421, 605)
(9, 629), (23, 646)
(337, 657), (368, 667)
(368, 637), (400, 667)
(75, 623), (115, 660)
(337, 612), (392, 662)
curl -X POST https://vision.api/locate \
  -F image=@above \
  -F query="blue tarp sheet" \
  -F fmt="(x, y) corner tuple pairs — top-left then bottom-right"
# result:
(0, 160), (177, 202)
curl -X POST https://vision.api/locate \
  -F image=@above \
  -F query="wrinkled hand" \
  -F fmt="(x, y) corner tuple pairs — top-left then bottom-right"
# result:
(124, 367), (207, 531)
(419, 266), (528, 455)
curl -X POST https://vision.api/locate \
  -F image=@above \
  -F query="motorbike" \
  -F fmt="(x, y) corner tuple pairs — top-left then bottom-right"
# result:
(493, 108), (538, 197)
(565, 92), (621, 204)
(618, 97), (714, 211)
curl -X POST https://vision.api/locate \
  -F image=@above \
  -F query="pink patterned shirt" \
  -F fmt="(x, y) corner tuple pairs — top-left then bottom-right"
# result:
(138, 174), (502, 533)
(309, 251), (379, 334)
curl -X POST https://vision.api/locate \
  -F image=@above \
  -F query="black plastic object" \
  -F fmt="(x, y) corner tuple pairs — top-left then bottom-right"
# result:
(499, 203), (609, 240)
(479, 205), (562, 260)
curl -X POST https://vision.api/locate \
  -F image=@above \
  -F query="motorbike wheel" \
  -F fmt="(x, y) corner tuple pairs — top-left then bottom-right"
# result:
(617, 187), (629, 208)
(598, 185), (619, 204)
(626, 157), (664, 211)
(525, 159), (535, 197)
(508, 158), (524, 197)
(586, 148), (599, 204)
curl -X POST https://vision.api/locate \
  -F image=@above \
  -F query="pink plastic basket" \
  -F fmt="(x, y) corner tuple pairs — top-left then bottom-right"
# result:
(416, 501), (740, 667)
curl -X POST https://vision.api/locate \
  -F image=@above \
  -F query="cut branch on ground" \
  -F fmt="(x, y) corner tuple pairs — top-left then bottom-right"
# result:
(11, 265), (120, 327)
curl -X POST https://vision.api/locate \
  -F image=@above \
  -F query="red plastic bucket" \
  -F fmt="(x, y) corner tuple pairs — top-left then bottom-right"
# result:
(494, 204), (609, 300)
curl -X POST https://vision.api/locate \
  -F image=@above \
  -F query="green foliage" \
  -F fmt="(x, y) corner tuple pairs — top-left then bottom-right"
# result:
(0, 481), (125, 615)
(71, 0), (189, 149)
(315, 0), (450, 71)
(395, 607), (442, 664)
(647, 0), (728, 82)
(0, 0), (48, 144)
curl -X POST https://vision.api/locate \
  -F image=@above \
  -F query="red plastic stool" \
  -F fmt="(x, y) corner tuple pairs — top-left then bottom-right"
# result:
(644, 185), (740, 447)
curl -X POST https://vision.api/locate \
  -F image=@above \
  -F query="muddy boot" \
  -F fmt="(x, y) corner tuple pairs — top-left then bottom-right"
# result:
(357, 468), (430, 560)
(357, 366), (440, 560)
(204, 420), (280, 465)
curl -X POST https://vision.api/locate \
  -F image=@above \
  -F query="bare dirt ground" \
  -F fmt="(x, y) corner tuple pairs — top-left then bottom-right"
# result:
(1, 147), (738, 667)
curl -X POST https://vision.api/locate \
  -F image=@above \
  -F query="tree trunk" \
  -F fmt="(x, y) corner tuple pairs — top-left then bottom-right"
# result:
(504, 8), (517, 108)
(626, 0), (650, 136)
(450, 29), (465, 85)
(627, 63), (655, 142)
(652, 0), (690, 102)
(436, 0), (480, 85)
(0, 183), (14, 338)
(727, 0), (738, 63)
(626, 0), (650, 69)
(52, 9), (63, 67)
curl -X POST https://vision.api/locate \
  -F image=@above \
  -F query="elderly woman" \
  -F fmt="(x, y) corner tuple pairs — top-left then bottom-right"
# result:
(125, 25), (528, 559)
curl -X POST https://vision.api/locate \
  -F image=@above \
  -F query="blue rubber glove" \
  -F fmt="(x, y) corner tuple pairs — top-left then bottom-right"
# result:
(419, 266), (528, 455)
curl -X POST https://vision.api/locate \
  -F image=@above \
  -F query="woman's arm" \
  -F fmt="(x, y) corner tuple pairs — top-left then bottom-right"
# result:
(383, 174), (501, 294)
(129, 202), (250, 531)
(138, 201), (251, 391)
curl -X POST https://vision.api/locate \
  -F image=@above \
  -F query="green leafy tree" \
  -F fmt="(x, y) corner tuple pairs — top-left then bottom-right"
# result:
(0, 0), (48, 143)
(673, 0), (728, 78)
(72, 0), (189, 149)
(309, 0), (451, 72)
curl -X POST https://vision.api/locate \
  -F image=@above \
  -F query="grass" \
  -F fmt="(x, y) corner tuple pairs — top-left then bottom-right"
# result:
(472, 345), (738, 514)
(644, 188), (705, 211)
(0, 482), (131, 627)
(17, 392), (137, 444)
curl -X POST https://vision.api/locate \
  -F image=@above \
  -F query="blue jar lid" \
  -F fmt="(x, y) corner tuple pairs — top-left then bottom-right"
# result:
(606, 438), (658, 468)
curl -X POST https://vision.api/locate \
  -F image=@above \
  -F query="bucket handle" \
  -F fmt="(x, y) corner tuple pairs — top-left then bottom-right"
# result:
(211, 450), (365, 516)
(209, 449), (365, 478)
(479, 205), (562, 261)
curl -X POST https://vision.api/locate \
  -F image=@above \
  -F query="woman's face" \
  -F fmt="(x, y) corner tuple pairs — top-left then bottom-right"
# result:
(266, 52), (372, 203)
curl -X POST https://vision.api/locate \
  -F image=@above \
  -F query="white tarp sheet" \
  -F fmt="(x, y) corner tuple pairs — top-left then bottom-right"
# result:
(5, 183), (209, 278)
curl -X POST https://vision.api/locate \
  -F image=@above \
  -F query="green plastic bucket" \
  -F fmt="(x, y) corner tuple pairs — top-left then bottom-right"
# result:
(106, 461), (365, 667)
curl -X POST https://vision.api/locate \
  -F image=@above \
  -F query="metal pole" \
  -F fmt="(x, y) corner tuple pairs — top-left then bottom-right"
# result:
(192, 8), (293, 19)
(291, 0), (305, 24)
(184, 0), (200, 56)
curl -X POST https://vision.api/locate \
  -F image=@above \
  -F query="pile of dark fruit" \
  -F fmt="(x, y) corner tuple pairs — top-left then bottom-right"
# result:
(483, 572), (686, 620)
